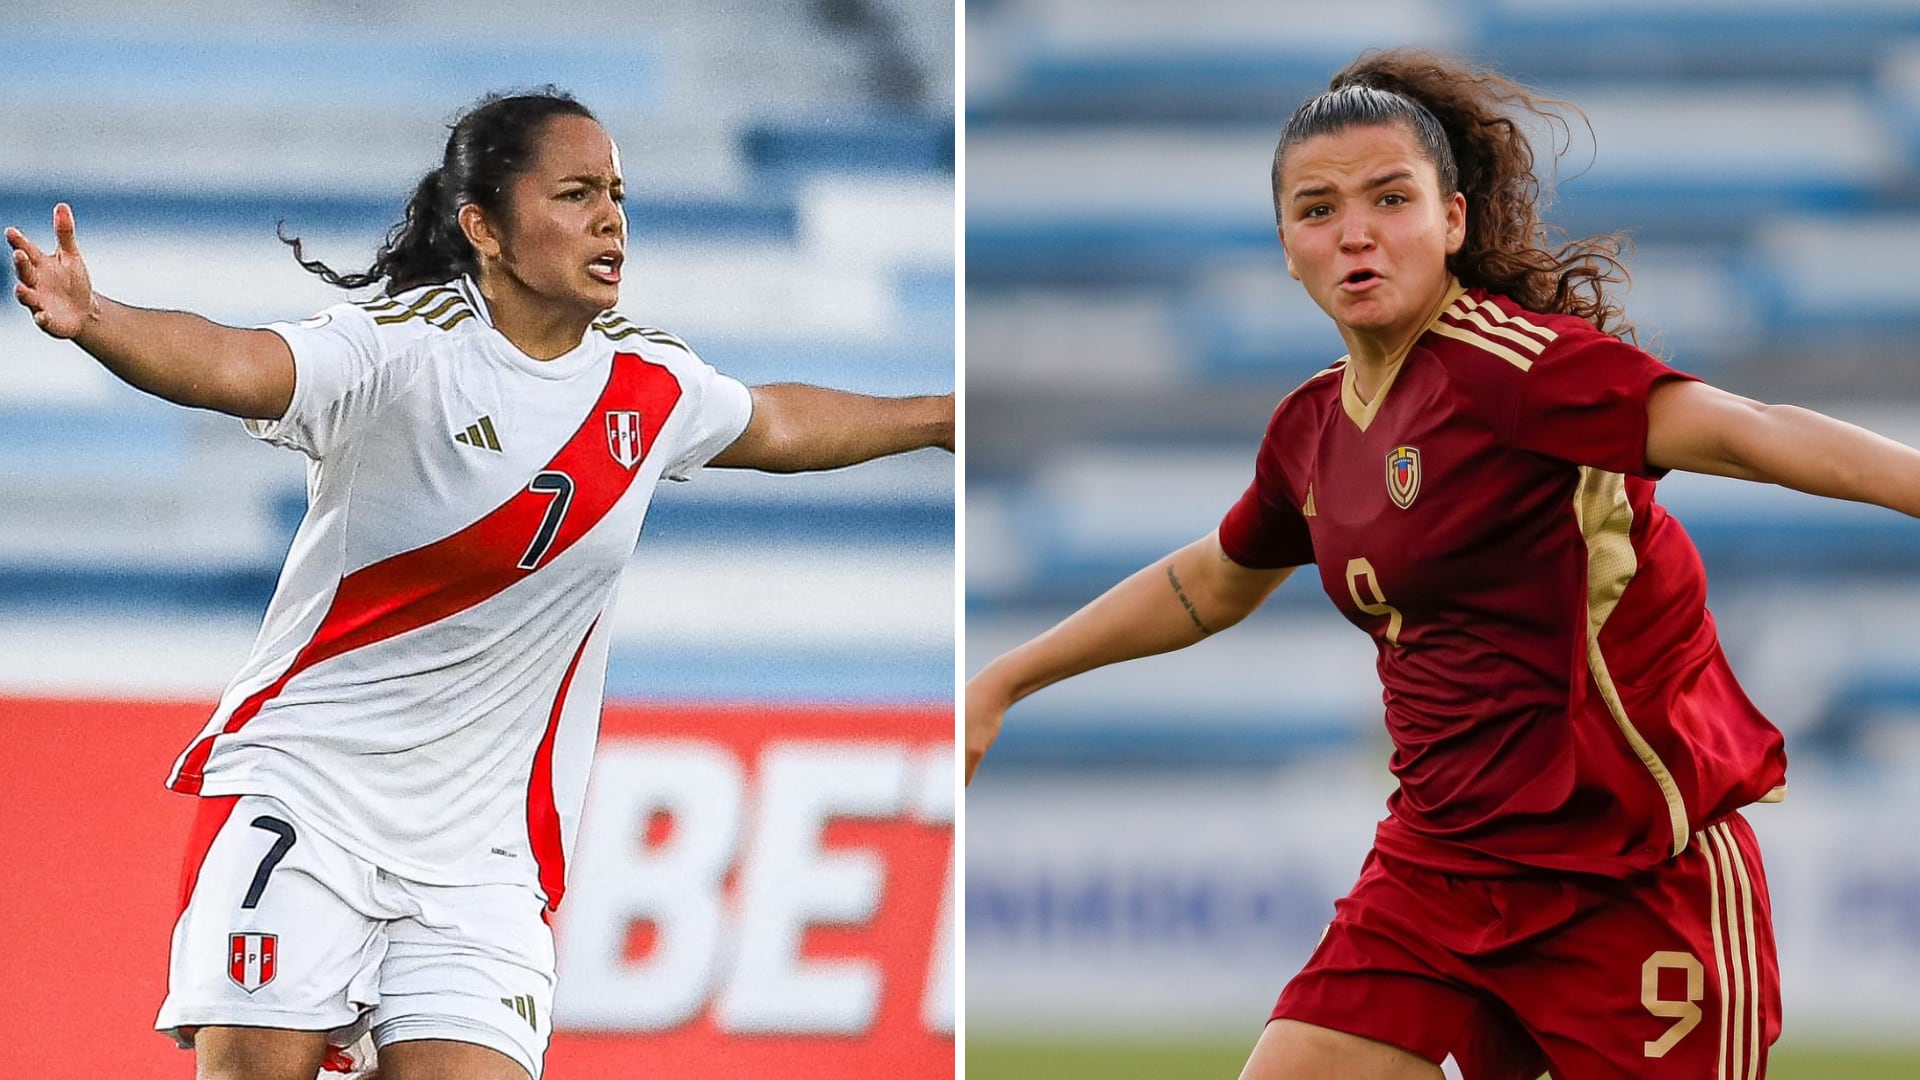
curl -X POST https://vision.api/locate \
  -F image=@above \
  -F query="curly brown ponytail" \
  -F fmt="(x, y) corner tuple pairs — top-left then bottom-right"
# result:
(1273, 48), (1635, 340)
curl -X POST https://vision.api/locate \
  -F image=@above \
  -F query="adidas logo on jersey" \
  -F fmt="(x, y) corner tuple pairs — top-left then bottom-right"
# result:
(501, 993), (539, 1029)
(454, 416), (503, 452)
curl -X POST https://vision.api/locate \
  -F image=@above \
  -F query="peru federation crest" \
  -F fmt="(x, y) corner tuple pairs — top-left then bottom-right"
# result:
(229, 933), (278, 993)
(606, 410), (644, 468)
(1386, 445), (1421, 509)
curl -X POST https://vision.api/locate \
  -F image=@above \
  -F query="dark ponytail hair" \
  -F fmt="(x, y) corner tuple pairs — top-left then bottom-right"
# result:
(1272, 49), (1634, 340)
(282, 88), (598, 296)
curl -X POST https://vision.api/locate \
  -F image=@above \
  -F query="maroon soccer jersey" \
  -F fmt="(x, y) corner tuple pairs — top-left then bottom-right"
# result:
(1219, 283), (1787, 878)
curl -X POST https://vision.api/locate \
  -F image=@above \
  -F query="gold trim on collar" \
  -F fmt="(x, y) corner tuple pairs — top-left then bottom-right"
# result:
(1339, 279), (1469, 431)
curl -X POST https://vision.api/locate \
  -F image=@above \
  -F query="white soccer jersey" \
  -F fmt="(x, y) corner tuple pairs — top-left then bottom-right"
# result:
(167, 276), (753, 909)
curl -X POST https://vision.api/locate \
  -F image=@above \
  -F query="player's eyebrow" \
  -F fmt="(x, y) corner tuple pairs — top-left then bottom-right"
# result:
(1290, 168), (1416, 203)
(556, 174), (621, 187)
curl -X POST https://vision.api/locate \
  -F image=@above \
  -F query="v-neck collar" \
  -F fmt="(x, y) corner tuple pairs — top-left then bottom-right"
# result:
(1339, 278), (1467, 432)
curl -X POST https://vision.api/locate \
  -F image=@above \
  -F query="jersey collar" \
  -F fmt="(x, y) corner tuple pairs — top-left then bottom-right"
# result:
(457, 275), (494, 328)
(454, 274), (607, 381)
(1339, 277), (1468, 432)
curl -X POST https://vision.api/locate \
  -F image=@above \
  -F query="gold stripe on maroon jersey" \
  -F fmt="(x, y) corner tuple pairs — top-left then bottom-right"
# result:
(1706, 825), (1754, 1080)
(1453, 299), (1552, 355)
(1698, 829), (1730, 1080)
(1428, 319), (1536, 372)
(1720, 823), (1762, 1080)
(1574, 465), (1691, 858)
(1711, 824), (1752, 1080)
(1463, 294), (1560, 345)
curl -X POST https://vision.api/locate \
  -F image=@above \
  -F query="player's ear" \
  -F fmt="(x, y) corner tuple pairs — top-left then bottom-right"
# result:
(1444, 191), (1467, 256)
(459, 203), (501, 262)
(1279, 226), (1300, 281)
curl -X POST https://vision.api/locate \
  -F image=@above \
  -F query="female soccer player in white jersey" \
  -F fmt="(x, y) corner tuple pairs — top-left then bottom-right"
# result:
(6, 90), (952, 1080)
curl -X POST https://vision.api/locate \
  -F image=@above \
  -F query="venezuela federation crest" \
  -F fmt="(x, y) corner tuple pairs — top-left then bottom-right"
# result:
(1385, 445), (1421, 509)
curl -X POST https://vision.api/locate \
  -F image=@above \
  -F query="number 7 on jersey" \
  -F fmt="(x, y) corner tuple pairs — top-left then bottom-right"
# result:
(519, 471), (576, 570)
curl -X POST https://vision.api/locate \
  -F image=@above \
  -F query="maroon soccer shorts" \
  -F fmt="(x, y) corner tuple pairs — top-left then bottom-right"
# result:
(1272, 813), (1779, 1079)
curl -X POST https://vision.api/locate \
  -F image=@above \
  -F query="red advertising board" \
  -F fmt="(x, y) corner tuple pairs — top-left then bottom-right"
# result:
(0, 697), (953, 1078)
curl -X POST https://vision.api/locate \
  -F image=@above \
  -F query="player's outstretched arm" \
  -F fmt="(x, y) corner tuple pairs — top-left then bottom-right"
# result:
(965, 531), (1295, 784)
(1647, 379), (1920, 519)
(708, 384), (954, 472)
(7, 204), (294, 420)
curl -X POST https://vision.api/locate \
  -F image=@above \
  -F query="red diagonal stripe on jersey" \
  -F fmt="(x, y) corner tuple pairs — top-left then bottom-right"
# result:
(173, 352), (682, 793)
(529, 618), (597, 917)
(176, 795), (239, 916)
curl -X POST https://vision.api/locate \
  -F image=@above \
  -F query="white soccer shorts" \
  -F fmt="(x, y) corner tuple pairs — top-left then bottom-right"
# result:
(155, 794), (555, 1079)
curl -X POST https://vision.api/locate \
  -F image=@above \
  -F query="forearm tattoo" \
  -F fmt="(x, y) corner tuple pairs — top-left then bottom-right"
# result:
(1166, 564), (1215, 636)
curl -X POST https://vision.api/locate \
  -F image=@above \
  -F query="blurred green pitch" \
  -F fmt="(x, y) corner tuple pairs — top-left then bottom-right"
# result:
(965, 1039), (1920, 1078)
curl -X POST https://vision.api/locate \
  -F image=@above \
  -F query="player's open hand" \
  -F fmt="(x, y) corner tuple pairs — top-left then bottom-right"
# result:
(965, 677), (1007, 785)
(7, 203), (95, 340)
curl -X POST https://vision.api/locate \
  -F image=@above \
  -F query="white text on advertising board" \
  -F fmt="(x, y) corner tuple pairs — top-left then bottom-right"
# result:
(555, 740), (953, 1035)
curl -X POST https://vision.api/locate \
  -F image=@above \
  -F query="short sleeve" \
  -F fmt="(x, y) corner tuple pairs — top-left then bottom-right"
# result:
(662, 357), (754, 482)
(1218, 428), (1315, 569)
(1507, 330), (1699, 479)
(245, 303), (385, 460)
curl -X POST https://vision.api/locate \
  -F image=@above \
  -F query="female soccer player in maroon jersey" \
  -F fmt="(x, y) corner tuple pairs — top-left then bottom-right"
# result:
(967, 49), (1920, 1080)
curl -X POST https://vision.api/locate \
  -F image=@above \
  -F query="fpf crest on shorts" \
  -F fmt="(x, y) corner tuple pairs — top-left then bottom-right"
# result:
(1386, 445), (1421, 509)
(228, 933), (278, 993)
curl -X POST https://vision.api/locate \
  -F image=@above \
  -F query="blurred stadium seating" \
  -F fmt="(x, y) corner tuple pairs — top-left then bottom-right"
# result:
(966, 0), (1920, 1066)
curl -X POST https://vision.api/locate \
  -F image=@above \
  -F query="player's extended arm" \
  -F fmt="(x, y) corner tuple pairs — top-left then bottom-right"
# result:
(1646, 380), (1920, 518)
(708, 384), (954, 471)
(7, 204), (294, 420)
(965, 531), (1295, 784)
